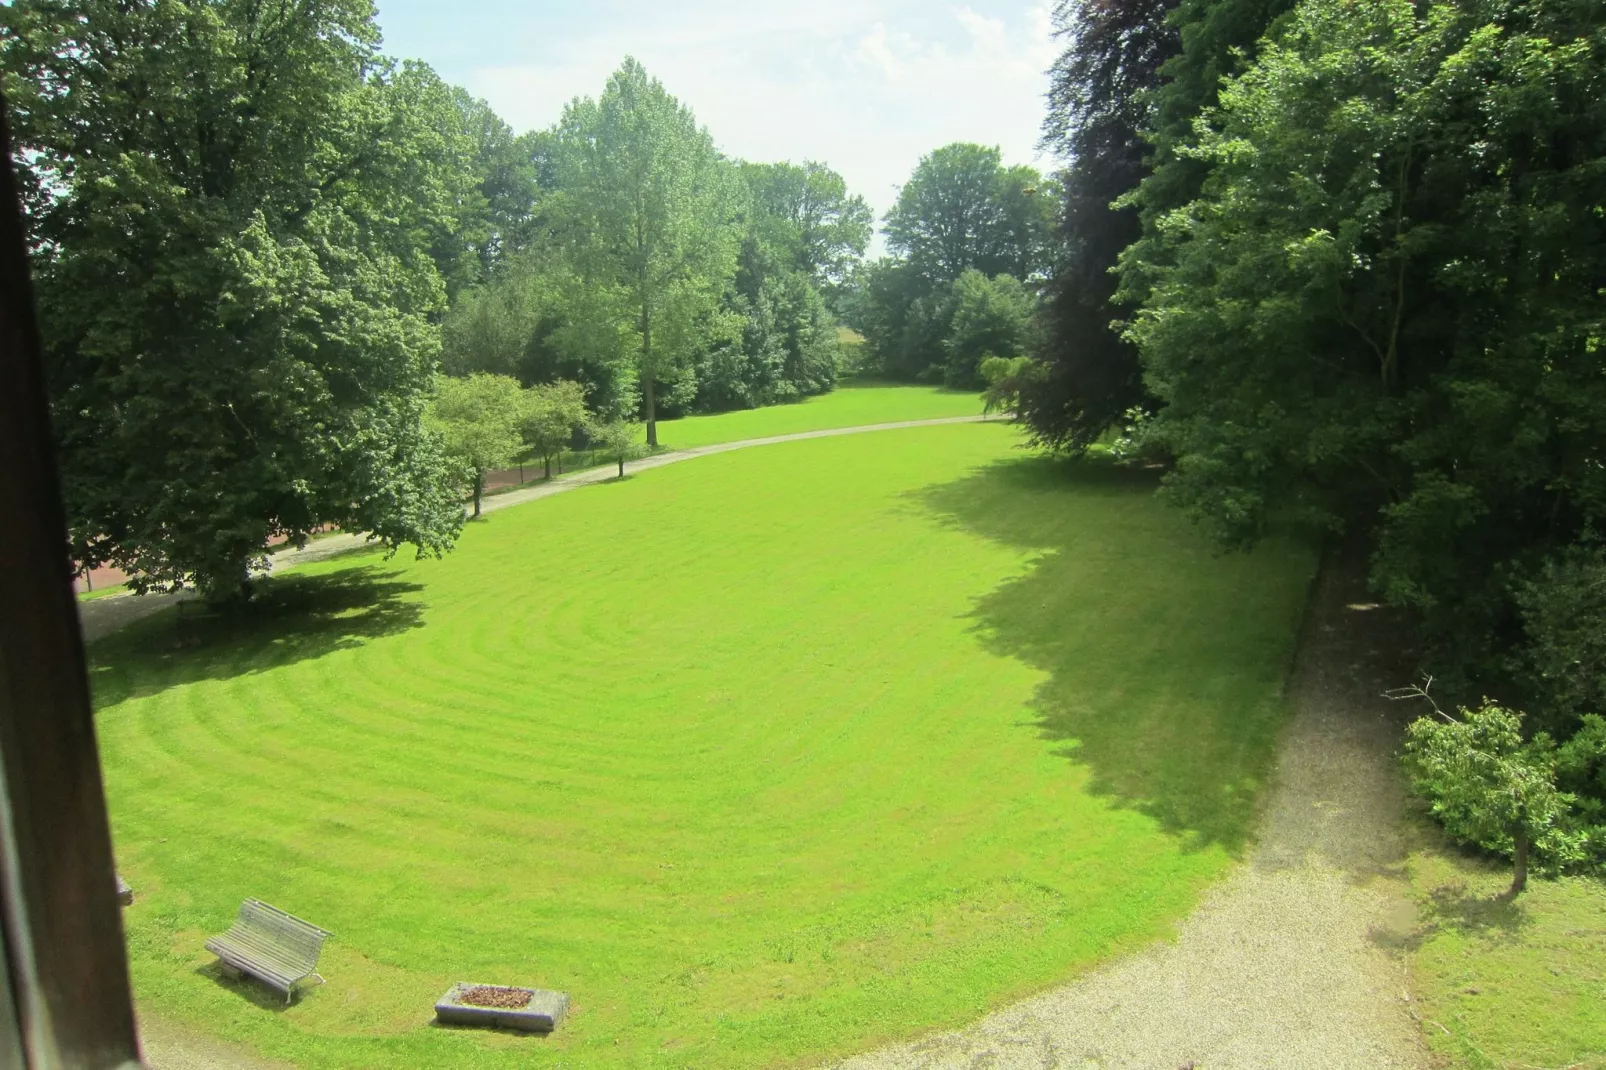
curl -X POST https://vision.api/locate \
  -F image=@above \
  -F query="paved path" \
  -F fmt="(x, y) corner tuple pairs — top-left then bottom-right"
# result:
(834, 564), (1429, 1070)
(78, 415), (997, 646)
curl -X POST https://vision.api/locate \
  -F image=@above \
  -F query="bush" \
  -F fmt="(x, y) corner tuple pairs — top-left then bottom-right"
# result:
(1404, 701), (1583, 895)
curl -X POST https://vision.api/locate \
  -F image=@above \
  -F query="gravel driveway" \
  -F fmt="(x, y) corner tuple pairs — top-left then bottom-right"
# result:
(833, 564), (1430, 1070)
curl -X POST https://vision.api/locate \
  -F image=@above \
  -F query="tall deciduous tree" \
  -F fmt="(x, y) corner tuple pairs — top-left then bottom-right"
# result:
(1, 0), (466, 600)
(554, 58), (742, 446)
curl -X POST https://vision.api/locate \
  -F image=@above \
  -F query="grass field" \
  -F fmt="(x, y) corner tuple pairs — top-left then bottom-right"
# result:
(93, 422), (1315, 1068)
(1405, 828), (1606, 1069)
(642, 380), (982, 449)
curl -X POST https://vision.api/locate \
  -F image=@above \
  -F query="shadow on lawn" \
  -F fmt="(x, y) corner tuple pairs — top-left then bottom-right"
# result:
(915, 453), (1308, 856)
(88, 567), (425, 706)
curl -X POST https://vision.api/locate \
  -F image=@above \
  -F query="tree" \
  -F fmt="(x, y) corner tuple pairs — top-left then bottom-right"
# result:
(980, 355), (1043, 418)
(1404, 702), (1576, 896)
(1120, 0), (1606, 669)
(589, 419), (643, 479)
(884, 143), (1055, 285)
(1, 0), (468, 601)
(429, 374), (525, 517)
(553, 58), (743, 447)
(854, 258), (956, 380)
(442, 262), (551, 380)
(1020, 0), (1179, 452)
(521, 380), (589, 480)
(451, 89), (543, 279)
(741, 160), (872, 289)
(942, 271), (1037, 390)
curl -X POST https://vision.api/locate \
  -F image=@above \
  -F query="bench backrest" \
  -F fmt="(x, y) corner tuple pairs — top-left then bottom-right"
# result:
(234, 899), (331, 970)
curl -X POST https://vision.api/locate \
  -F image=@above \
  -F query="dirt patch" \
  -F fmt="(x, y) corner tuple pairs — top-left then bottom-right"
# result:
(835, 557), (1431, 1069)
(459, 985), (533, 1010)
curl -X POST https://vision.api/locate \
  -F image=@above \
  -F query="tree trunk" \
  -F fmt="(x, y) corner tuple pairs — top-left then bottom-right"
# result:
(1509, 830), (1529, 897)
(544, 455), (552, 480)
(642, 296), (658, 448)
(644, 374), (657, 448)
(617, 455), (625, 478)
(473, 470), (483, 518)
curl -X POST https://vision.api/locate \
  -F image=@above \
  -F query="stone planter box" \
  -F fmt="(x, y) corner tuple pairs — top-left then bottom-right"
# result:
(434, 983), (568, 1033)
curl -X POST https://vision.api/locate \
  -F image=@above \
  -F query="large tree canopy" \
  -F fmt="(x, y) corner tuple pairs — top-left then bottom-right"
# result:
(741, 160), (872, 289)
(884, 143), (1055, 285)
(1121, 0), (1606, 708)
(1, 0), (467, 599)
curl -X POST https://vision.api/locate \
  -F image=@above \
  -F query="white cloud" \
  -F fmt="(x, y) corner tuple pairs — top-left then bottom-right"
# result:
(955, 7), (1008, 54)
(447, 1), (1059, 240)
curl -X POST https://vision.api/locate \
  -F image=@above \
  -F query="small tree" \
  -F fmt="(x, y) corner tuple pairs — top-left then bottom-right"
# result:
(942, 270), (1037, 389)
(589, 420), (643, 479)
(1403, 699), (1575, 897)
(979, 355), (1043, 418)
(429, 374), (526, 517)
(522, 380), (590, 480)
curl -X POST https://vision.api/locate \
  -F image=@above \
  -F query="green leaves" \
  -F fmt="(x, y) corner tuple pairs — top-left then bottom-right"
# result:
(3, 0), (468, 598)
(1404, 702), (1582, 888)
(552, 58), (743, 443)
(884, 143), (1055, 286)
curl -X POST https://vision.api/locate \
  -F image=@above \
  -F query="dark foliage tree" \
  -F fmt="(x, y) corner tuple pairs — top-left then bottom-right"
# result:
(1019, 0), (1179, 451)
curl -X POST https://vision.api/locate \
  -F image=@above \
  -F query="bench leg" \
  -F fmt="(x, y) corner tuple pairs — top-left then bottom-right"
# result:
(219, 963), (243, 981)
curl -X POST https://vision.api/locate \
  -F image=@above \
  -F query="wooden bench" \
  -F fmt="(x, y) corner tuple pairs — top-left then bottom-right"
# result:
(204, 899), (331, 1004)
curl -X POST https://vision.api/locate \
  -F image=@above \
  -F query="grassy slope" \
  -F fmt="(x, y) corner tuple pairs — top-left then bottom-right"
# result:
(1405, 829), (1606, 1069)
(94, 424), (1314, 1069)
(644, 381), (982, 449)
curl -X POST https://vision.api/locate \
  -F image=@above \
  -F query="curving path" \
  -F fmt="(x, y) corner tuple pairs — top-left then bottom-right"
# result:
(833, 563), (1429, 1070)
(78, 415), (996, 646)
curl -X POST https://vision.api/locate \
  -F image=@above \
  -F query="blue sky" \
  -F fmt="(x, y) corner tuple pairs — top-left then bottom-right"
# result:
(373, 1), (1061, 231)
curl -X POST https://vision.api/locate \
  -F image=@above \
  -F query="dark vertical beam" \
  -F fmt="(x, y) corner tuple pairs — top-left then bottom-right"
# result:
(0, 89), (143, 1069)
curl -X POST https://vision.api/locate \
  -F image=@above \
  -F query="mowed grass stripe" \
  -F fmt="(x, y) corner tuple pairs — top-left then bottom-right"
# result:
(93, 422), (1315, 1068)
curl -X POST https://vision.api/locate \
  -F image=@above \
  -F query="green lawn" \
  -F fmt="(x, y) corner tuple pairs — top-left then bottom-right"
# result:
(643, 380), (983, 449)
(94, 423), (1315, 1068)
(1405, 831), (1606, 1069)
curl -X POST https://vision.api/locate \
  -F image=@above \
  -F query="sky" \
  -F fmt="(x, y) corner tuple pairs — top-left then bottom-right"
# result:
(373, 1), (1064, 237)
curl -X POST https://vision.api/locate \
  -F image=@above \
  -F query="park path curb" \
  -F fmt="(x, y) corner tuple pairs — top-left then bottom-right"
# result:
(78, 415), (999, 645)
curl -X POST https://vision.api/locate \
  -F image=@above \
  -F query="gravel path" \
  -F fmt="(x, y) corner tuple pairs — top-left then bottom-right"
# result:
(138, 1015), (294, 1070)
(78, 415), (996, 647)
(834, 564), (1430, 1070)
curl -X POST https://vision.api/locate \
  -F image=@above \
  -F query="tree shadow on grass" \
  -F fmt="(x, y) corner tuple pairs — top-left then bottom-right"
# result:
(913, 453), (1313, 856)
(88, 567), (426, 707)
